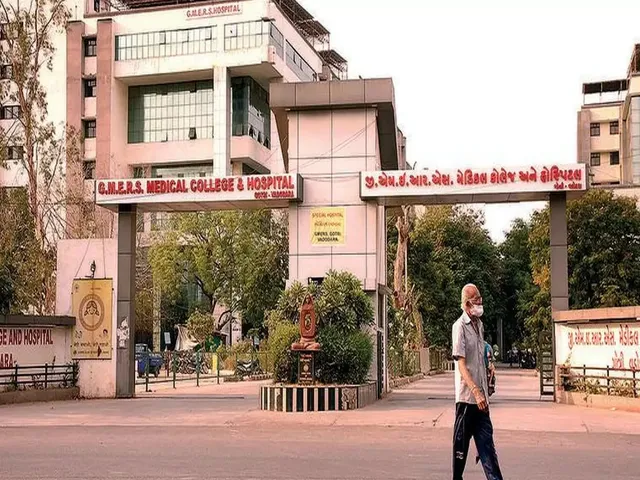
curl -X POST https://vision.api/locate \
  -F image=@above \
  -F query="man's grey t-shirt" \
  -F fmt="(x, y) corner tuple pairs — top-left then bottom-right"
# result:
(452, 311), (489, 404)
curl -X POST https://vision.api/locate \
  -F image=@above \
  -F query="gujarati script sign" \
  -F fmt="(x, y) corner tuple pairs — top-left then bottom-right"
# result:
(360, 164), (587, 198)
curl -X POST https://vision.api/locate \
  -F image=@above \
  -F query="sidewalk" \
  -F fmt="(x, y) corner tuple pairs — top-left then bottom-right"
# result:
(1, 371), (638, 435)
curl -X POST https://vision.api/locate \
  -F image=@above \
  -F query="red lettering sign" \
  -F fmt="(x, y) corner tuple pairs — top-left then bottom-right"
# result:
(186, 2), (241, 19)
(362, 164), (586, 197)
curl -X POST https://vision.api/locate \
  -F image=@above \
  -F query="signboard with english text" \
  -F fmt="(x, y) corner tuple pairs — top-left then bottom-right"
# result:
(94, 174), (303, 212)
(185, 2), (242, 19)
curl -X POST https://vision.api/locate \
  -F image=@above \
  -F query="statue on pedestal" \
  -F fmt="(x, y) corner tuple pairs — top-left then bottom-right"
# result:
(291, 295), (321, 351)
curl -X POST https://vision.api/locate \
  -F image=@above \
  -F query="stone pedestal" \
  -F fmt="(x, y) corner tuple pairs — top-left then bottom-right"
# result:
(297, 351), (316, 385)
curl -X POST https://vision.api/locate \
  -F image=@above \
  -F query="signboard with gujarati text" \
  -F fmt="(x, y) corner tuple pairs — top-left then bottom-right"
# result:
(310, 207), (346, 245)
(555, 321), (640, 376)
(360, 164), (587, 199)
(72, 279), (113, 360)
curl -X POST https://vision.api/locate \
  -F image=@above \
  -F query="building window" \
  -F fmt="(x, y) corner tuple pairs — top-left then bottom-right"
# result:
(610, 151), (620, 165)
(83, 160), (96, 180)
(115, 26), (217, 61)
(224, 21), (269, 51)
(285, 41), (315, 82)
(269, 23), (284, 59)
(128, 80), (213, 144)
(151, 163), (214, 178)
(590, 152), (601, 166)
(231, 77), (271, 148)
(590, 122), (600, 137)
(84, 120), (96, 138)
(84, 37), (97, 57)
(0, 105), (20, 119)
(610, 120), (619, 135)
(6, 145), (23, 160)
(133, 166), (145, 178)
(1, 64), (12, 79)
(84, 78), (96, 98)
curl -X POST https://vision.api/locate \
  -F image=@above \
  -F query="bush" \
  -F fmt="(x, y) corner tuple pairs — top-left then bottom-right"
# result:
(264, 270), (375, 385)
(316, 326), (373, 385)
(266, 321), (299, 383)
(315, 271), (374, 332)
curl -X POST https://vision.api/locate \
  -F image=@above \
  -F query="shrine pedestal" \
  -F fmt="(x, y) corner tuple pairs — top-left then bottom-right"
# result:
(259, 382), (378, 412)
(297, 350), (316, 385)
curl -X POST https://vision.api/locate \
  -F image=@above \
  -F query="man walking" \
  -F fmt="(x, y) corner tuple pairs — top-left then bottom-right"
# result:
(451, 284), (504, 480)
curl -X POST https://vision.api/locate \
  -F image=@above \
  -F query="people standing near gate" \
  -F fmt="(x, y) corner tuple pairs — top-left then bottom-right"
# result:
(451, 284), (504, 480)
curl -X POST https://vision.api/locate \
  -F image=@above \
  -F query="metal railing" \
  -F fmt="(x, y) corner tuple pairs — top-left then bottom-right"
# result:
(0, 363), (78, 392)
(136, 351), (273, 392)
(388, 350), (421, 379)
(430, 348), (453, 372)
(559, 365), (640, 398)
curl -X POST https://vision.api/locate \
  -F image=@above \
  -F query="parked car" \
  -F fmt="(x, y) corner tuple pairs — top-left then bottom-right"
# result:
(135, 343), (163, 377)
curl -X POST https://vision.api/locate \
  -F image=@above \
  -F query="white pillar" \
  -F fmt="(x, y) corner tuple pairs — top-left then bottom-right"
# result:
(213, 66), (231, 177)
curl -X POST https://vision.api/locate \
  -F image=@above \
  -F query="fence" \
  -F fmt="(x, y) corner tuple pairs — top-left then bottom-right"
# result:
(388, 348), (452, 379)
(430, 348), (453, 372)
(388, 350), (420, 379)
(135, 350), (273, 392)
(559, 365), (640, 398)
(0, 363), (78, 392)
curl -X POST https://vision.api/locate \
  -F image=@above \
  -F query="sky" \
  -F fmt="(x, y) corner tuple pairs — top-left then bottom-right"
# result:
(301, 0), (640, 242)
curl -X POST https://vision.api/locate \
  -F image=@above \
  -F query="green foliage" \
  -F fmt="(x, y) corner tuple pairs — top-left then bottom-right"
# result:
(407, 206), (503, 349)
(315, 271), (374, 332)
(186, 310), (215, 345)
(499, 218), (535, 349)
(0, 188), (54, 314)
(265, 270), (375, 385)
(523, 190), (640, 353)
(265, 321), (299, 383)
(316, 326), (373, 385)
(148, 210), (287, 335)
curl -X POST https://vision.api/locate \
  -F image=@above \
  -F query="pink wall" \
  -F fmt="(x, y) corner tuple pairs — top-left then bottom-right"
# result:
(56, 239), (118, 398)
(96, 19), (113, 179)
(287, 108), (382, 285)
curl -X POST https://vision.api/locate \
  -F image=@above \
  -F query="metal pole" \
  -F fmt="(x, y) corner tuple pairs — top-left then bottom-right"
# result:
(216, 352), (220, 385)
(145, 353), (150, 393)
(44, 363), (48, 389)
(196, 352), (200, 387)
(172, 356), (176, 389)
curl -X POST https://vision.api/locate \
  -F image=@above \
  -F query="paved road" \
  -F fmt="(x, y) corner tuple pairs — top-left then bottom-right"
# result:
(2, 425), (638, 479)
(1, 370), (639, 479)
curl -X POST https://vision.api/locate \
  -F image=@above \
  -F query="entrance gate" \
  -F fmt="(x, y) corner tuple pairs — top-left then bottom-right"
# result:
(91, 78), (587, 400)
(539, 331), (554, 397)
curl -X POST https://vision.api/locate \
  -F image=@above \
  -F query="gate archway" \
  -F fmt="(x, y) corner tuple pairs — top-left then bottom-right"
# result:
(92, 78), (586, 399)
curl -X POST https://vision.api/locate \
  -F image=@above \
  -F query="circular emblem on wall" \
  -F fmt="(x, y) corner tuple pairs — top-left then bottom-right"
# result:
(78, 294), (105, 332)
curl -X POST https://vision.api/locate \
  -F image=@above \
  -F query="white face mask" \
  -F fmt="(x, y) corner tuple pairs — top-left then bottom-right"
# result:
(470, 305), (484, 318)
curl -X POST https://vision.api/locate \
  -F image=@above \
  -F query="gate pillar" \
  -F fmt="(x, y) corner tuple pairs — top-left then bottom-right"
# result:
(115, 204), (137, 398)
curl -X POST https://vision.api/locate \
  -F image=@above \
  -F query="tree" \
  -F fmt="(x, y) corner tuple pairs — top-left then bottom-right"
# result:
(148, 210), (288, 338)
(386, 206), (424, 351)
(408, 206), (503, 348)
(0, 187), (51, 313)
(524, 190), (640, 349)
(135, 246), (155, 346)
(499, 218), (535, 349)
(0, 0), (86, 314)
